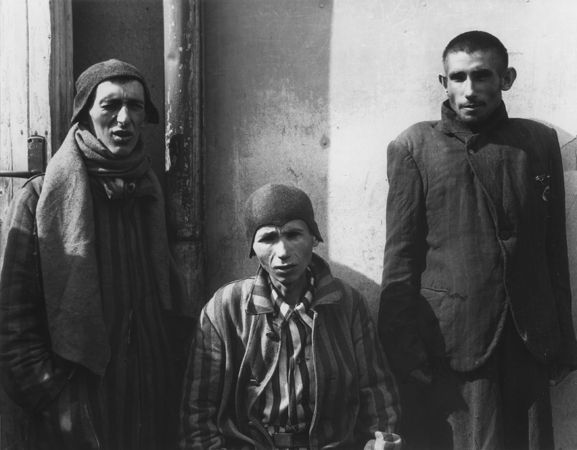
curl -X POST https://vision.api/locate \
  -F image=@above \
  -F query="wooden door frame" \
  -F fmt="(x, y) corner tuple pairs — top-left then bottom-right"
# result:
(0, 2), (73, 446)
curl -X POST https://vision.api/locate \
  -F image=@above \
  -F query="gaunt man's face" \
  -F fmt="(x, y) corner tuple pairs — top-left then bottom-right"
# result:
(252, 219), (315, 290)
(88, 79), (146, 156)
(439, 49), (515, 124)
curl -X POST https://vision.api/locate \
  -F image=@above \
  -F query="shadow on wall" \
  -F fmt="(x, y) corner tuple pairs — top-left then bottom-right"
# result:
(329, 260), (382, 320)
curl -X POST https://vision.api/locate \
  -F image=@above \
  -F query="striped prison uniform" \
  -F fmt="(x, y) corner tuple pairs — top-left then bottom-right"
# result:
(179, 253), (400, 449)
(256, 270), (315, 444)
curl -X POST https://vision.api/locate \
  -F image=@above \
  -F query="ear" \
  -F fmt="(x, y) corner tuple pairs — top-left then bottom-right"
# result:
(501, 67), (517, 91)
(438, 74), (448, 90)
(312, 237), (319, 248)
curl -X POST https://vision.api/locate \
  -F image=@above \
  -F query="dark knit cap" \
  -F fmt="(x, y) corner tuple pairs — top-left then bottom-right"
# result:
(71, 59), (159, 125)
(244, 184), (323, 257)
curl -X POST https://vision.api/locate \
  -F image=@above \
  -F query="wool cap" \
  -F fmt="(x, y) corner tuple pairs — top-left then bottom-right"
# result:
(244, 183), (323, 257)
(71, 59), (159, 125)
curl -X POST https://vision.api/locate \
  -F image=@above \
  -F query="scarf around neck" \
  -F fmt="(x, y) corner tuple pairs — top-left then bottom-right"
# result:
(36, 124), (191, 376)
(75, 126), (150, 178)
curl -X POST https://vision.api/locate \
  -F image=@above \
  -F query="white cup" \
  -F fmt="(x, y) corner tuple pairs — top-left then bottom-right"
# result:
(374, 431), (402, 450)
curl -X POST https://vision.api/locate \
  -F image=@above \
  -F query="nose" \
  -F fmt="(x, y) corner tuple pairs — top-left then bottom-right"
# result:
(116, 105), (130, 125)
(274, 239), (290, 260)
(463, 77), (475, 97)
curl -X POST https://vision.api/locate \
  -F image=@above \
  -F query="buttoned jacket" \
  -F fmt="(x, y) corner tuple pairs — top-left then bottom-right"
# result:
(180, 254), (399, 449)
(379, 101), (577, 377)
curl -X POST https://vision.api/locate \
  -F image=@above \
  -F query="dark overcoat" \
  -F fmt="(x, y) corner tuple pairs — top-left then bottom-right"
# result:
(380, 101), (577, 378)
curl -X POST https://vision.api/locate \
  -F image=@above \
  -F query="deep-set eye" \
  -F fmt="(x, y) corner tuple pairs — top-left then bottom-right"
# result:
(472, 69), (493, 81)
(256, 232), (278, 244)
(128, 101), (145, 111)
(448, 72), (466, 82)
(285, 231), (303, 240)
(100, 99), (122, 111)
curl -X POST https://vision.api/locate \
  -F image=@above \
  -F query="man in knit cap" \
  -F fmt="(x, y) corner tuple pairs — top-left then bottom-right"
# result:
(180, 183), (401, 449)
(0, 59), (194, 449)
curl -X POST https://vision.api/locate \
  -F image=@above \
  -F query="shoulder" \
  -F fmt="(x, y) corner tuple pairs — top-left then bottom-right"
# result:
(506, 118), (558, 139)
(23, 174), (44, 193)
(1, 175), (44, 237)
(312, 254), (363, 303)
(198, 277), (258, 340)
(325, 276), (368, 315)
(202, 277), (255, 319)
(388, 121), (440, 155)
(503, 118), (560, 157)
(394, 121), (438, 141)
(8, 175), (44, 214)
(332, 277), (363, 301)
(507, 118), (558, 145)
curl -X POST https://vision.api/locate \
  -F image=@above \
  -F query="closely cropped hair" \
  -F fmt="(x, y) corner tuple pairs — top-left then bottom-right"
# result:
(442, 31), (508, 71)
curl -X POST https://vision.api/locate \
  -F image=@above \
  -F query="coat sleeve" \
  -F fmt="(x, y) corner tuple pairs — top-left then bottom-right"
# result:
(0, 181), (74, 413)
(379, 138), (429, 380)
(547, 128), (577, 367)
(352, 292), (400, 440)
(179, 306), (227, 450)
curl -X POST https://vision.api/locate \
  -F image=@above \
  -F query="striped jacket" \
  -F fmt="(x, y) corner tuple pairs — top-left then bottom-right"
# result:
(180, 254), (400, 449)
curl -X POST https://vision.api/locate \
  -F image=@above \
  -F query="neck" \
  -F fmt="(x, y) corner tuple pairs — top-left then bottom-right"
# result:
(442, 100), (507, 134)
(271, 275), (307, 306)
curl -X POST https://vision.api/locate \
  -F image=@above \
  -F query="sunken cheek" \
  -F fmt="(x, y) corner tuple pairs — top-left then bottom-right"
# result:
(92, 110), (116, 129)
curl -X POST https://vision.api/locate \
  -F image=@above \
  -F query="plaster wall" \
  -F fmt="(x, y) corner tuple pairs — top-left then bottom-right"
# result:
(203, 0), (577, 447)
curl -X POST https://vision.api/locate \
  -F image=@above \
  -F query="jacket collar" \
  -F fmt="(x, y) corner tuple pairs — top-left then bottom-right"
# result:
(246, 253), (342, 315)
(434, 99), (509, 136)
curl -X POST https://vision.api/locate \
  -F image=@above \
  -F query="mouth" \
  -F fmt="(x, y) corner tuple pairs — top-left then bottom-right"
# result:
(274, 264), (296, 274)
(460, 103), (484, 110)
(111, 129), (134, 144)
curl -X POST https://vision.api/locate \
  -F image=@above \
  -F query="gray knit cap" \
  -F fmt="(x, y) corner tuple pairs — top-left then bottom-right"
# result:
(71, 59), (159, 125)
(244, 184), (323, 257)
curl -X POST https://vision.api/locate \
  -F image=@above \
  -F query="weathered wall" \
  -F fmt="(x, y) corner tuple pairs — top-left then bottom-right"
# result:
(72, 0), (166, 179)
(203, 0), (333, 289)
(202, 0), (577, 447)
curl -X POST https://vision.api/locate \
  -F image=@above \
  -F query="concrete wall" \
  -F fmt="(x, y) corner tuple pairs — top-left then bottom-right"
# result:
(202, 0), (577, 448)
(72, 0), (166, 180)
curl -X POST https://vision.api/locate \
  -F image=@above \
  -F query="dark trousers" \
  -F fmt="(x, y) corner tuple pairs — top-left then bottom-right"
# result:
(400, 314), (553, 450)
